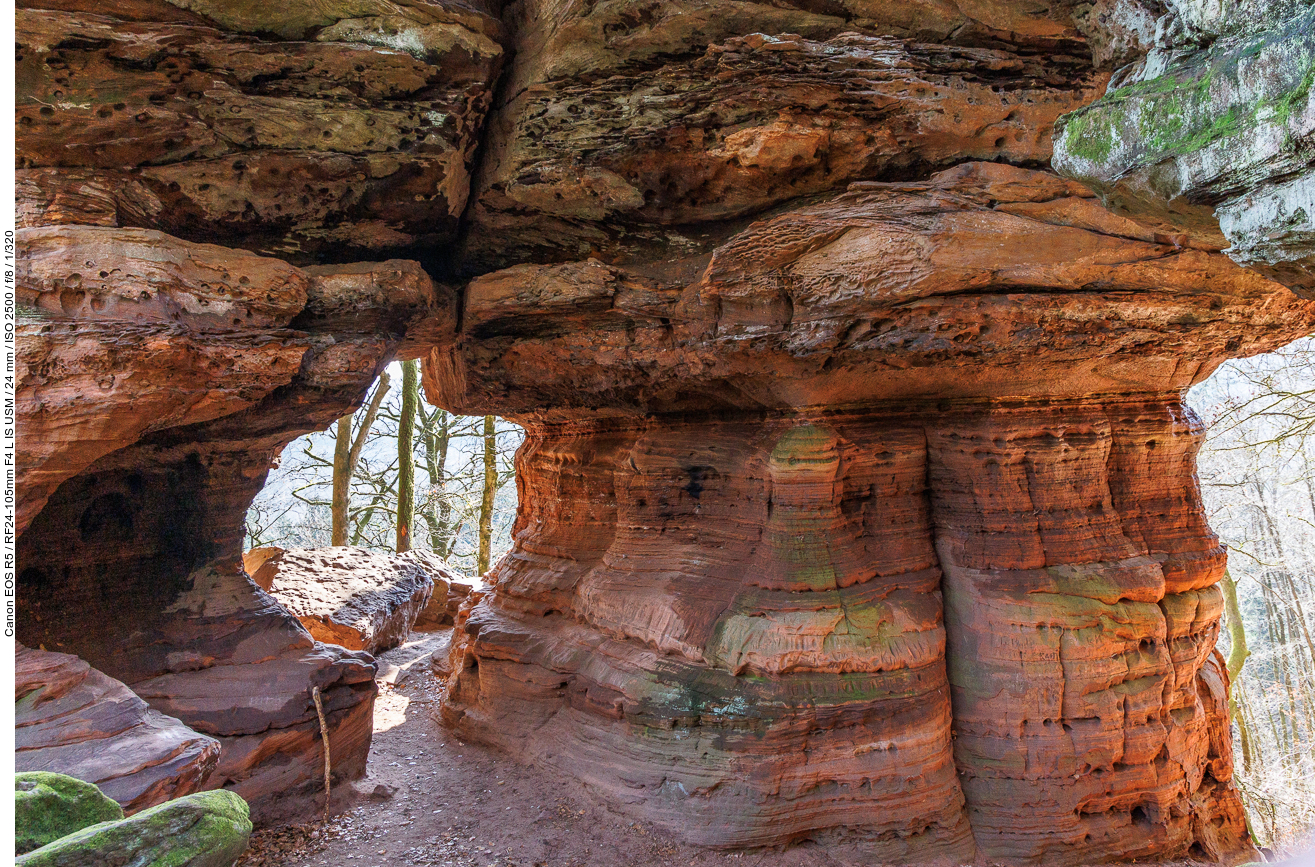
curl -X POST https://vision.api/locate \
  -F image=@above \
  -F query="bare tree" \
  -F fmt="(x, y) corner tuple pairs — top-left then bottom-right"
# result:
(396, 360), (419, 553)
(331, 372), (390, 545)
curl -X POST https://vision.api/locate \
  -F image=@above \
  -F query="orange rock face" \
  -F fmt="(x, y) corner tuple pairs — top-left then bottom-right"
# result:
(13, 0), (1314, 854)
(433, 165), (1315, 859)
(14, 224), (452, 822)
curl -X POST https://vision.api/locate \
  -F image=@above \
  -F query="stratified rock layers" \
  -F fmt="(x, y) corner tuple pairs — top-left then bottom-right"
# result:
(16, 644), (220, 814)
(442, 400), (1250, 859)
(931, 400), (1247, 863)
(436, 165), (1315, 861)
(445, 415), (972, 857)
(14, 225), (447, 821)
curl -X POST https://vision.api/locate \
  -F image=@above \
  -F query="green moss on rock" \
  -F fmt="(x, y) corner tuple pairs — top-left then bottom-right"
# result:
(16, 789), (252, 867)
(15, 773), (125, 855)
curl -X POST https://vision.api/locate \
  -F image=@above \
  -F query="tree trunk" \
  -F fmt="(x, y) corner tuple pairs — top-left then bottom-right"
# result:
(330, 372), (391, 546)
(396, 361), (419, 553)
(331, 413), (353, 546)
(477, 414), (497, 575)
(1220, 569), (1254, 773)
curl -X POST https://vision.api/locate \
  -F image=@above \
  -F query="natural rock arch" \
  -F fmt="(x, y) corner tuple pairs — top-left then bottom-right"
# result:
(13, 0), (1315, 860)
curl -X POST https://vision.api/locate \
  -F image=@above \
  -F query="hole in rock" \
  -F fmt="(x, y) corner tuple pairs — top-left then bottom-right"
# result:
(243, 364), (524, 578)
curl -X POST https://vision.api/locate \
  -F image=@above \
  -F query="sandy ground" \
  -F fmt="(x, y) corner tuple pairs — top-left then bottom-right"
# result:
(237, 631), (1227, 867)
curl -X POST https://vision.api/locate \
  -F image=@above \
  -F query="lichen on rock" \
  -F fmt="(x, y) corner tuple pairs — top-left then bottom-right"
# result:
(1054, 1), (1315, 295)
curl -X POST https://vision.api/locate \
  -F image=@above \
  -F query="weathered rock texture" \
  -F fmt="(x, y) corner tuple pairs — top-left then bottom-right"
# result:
(249, 546), (436, 654)
(432, 164), (1315, 860)
(15, 0), (504, 263)
(15, 0), (1315, 854)
(14, 223), (453, 822)
(403, 550), (468, 631)
(1054, 1), (1315, 295)
(461, 0), (1137, 271)
(16, 644), (220, 814)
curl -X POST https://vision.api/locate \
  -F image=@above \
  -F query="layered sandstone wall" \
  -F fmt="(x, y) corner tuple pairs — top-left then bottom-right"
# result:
(14, 225), (451, 820)
(13, 0), (1315, 855)
(432, 163), (1315, 861)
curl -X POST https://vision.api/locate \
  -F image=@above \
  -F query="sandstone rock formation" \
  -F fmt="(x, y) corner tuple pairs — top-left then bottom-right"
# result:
(15, 0), (504, 263)
(16, 644), (220, 815)
(14, 222), (451, 821)
(404, 550), (471, 631)
(1053, 1), (1315, 295)
(14, 0), (1315, 855)
(249, 546), (437, 654)
(433, 162), (1315, 860)
(460, 0), (1134, 272)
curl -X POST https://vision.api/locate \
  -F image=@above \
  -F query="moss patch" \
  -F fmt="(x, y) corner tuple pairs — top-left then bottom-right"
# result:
(15, 773), (124, 855)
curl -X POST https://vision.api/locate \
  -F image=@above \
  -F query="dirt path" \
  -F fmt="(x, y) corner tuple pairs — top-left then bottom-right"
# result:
(236, 631), (1212, 867)
(237, 630), (898, 867)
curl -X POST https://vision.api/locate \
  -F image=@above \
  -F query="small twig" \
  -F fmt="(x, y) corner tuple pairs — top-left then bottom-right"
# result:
(311, 686), (332, 824)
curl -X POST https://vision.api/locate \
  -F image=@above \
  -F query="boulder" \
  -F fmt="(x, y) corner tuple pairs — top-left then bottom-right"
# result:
(255, 547), (436, 655)
(15, 773), (124, 855)
(16, 789), (252, 867)
(16, 645), (219, 814)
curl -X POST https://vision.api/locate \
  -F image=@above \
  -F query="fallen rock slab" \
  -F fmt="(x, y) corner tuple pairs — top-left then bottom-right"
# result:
(252, 547), (436, 655)
(16, 644), (219, 814)
(15, 772), (124, 855)
(16, 788), (252, 867)
(402, 550), (470, 631)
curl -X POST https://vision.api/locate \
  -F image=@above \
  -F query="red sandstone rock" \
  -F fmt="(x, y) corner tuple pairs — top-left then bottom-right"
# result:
(15, 643), (220, 815)
(463, 0), (1116, 270)
(402, 550), (469, 631)
(14, 0), (503, 263)
(15, 226), (439, 537)
(12, 0), (1308, 856)
(428, 163), (1315, 418)
(433, 165), (1313, 859)
(251, 547), (437, 655)
(15, 224), (454, 823)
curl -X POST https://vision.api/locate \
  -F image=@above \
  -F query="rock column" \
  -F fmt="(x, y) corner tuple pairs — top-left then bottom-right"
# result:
(431, 164), (1315, 860)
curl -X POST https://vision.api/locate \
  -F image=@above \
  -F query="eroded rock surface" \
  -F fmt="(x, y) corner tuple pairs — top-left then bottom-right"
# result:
(14, 224), (453, 821)
(15, 0), (504, 263)
(1054, 1), (1315, 295)
(433, 164), (1315, 860)
(452, 0), (1164, 272)
(14, 0), (1315, 855)
(16, 644), (220, 815)
(252, 546), (437, 655)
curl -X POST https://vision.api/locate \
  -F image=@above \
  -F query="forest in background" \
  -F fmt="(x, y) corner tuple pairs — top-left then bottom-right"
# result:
(1191, 335), (1315, 853)
(245, 338), (1315, 853)
(245, 359), (524, 578)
